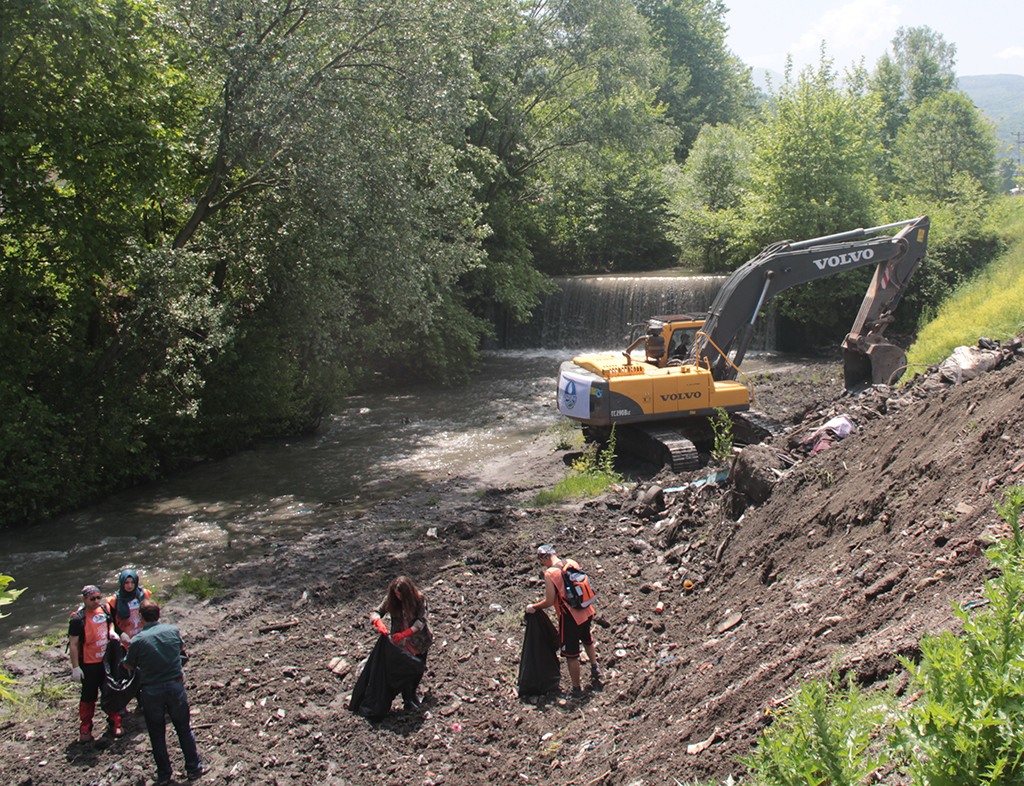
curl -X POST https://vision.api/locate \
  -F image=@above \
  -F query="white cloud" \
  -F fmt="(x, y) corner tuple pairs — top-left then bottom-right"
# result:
(789, 0), (903, 67)
(996, 46), (1024, 60)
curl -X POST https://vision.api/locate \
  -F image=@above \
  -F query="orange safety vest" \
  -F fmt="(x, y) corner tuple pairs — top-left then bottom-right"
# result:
(546, 558), (596, 626)
(110, 588), (152, 642)
(75, 607), (111, 664)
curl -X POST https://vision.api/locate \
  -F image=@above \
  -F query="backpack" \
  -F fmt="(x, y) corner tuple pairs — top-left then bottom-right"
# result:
(560, 563), (597, 610)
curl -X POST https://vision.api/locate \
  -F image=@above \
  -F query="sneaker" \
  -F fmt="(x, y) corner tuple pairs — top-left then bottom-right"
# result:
(567, 687), (584, 699)
(186, 765), (210, 781)
(109, 722), (124, 739)
(403, 696), (421, 712)
(590, 664), (602, 681)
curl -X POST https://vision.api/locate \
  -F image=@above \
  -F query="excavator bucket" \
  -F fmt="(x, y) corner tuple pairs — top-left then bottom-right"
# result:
(843, 339), (908, 392)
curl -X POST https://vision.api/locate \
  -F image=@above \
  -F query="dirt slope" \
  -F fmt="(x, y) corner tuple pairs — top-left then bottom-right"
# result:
(2, 347), (1023, 786)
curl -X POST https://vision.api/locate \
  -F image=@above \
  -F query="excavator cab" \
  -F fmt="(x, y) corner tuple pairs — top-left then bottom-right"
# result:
(634, 316), (704, 368)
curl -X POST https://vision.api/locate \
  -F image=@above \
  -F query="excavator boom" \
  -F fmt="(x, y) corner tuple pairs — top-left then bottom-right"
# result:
(696, 216), (929, 388)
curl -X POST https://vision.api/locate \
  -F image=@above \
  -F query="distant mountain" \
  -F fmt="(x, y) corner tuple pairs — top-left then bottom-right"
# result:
(958, 75), (1024, 162)
(748, 69), (1023, 164)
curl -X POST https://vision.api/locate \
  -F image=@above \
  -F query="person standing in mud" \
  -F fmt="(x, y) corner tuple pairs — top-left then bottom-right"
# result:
(110, 569), (152, 646)
(124, 600), (208, 784)
(68, 584), (124, 741)
(525, 544), (601, 699)
(369, 576), (432, 710)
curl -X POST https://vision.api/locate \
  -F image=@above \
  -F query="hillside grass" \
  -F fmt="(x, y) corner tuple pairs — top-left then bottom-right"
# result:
(907, 197), (1024, 366)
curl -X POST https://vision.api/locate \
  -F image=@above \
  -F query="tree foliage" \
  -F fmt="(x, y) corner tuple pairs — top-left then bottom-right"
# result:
(638, 0), (756, 159)
(893, 91), (1000, 202)
(665, 123), (751, 270)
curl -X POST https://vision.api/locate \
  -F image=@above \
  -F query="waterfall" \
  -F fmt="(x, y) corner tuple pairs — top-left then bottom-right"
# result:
(496, 274), (776, 352)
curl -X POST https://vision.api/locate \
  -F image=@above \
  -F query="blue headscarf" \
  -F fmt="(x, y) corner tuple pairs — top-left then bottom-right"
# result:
(116, 569), (144, 620)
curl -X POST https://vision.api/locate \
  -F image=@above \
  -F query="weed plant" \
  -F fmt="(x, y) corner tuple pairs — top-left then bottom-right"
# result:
(742, 670), (893, 786)
(892, 485), (1024, 785)
(710, 408), (734, 462)
(743, 485), (1024, 785)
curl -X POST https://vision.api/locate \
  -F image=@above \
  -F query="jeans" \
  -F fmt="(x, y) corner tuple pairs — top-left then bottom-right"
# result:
(140, 680), (201, 781)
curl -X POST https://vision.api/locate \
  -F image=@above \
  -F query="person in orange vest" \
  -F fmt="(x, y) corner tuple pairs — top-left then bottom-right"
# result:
(68, 584), (123, 742)
(525, 544), (601, 699)
(110, 569), (152, 645)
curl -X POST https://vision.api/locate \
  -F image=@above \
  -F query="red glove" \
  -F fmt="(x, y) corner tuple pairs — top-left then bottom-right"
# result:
(373, 618), (388, 636)
(393, 628), (413, 642)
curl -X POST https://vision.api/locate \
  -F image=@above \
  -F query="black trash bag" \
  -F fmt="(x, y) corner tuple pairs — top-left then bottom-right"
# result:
(348, 635), (425, 721)
(517, 611), (561, 697)
(100, 640), (139, 714)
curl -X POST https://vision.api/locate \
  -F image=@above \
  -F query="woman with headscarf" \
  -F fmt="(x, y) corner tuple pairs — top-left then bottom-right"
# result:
(110, 569), (152, 646)
(368, 576), (432, 710)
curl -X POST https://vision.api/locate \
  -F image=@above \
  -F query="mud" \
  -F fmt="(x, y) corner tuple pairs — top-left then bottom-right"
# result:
(3, 344), (1024, 786)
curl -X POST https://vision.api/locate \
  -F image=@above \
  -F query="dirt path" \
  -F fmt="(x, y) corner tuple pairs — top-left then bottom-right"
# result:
(3, 348), (1023, 785)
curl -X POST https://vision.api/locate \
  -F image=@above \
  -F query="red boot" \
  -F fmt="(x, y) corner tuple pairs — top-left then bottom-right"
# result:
(107, 710), (124, 738)
(78, 701), (95, 742)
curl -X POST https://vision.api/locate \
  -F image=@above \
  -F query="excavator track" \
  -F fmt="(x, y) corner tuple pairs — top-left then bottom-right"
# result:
(637, 427), (701, 473)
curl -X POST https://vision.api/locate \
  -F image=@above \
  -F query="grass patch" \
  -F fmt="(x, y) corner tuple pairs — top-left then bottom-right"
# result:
(547, 418), (585, 451)
(532, 428), (622, 505)
(31, 675), (71, 707)
(170, 572), (224, 600)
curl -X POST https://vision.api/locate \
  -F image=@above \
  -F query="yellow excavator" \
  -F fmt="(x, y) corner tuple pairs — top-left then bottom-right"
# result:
(556, 216), (930, 470)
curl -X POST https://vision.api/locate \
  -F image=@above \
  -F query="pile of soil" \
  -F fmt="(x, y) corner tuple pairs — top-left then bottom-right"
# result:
(3, 345), (1024, 786)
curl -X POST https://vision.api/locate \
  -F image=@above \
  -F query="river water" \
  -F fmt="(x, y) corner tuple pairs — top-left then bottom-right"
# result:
(1, 348), (799, 648)
(1, 351), (571, 647)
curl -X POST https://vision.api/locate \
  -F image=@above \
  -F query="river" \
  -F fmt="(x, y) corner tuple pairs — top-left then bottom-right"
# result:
(0, 347), (803, 648)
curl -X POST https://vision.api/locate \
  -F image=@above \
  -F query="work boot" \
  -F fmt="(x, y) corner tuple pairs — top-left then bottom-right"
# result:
(107, 711), (124, 738)
(78, 701), (95, 742)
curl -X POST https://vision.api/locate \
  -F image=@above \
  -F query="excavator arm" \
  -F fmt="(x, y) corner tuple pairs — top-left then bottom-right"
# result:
(695, 216), (929, 390)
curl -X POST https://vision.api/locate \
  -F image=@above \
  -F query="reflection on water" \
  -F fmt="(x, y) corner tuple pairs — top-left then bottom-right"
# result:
(0, 348), (793, 647)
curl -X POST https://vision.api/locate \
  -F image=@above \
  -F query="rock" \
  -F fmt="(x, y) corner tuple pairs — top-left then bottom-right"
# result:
(732, 445), (785, 504)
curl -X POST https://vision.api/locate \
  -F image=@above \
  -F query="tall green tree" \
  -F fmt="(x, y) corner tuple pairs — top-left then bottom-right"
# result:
(665, 123), (751, 270)
(1, 0), (204, 523)
(869, 26), (957, 189)
(465, 0), (672, 286)
(744, 53), (882, 348)
(638, 0), (756, 160)
(892, 91), (999, 202)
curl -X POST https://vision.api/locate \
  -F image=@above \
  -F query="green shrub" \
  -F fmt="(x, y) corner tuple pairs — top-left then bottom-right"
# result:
(743, 670), (893, 786)
(892, 486), (1024, 785)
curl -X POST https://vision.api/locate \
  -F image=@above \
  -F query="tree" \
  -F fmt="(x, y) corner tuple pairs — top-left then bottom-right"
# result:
(892, 91), (999, 202)
(638, 0), (756, 161)
(464, 0), (673, 286)
(869, 26), (957, 189)
(744, 52), (882, 348)
(665, 123), (751, 270)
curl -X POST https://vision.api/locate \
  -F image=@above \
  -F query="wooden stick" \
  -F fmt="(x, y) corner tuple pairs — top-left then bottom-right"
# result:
(258, 619), (299, 634)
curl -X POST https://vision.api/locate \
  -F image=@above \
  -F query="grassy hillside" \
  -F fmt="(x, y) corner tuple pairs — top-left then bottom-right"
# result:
(907, 197), (1024, 366)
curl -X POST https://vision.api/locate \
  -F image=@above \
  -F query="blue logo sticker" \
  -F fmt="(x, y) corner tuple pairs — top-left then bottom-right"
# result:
(562, 379), (577, 410)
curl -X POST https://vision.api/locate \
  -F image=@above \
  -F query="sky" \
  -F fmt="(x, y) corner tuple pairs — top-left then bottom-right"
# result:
(723, 0), (1024, 79)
